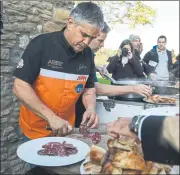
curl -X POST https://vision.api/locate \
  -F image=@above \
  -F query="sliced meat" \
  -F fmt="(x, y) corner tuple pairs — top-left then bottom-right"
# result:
(79, 124), (102, 145)
(37, 142), (78, 157)
(90, 132), (101, 144)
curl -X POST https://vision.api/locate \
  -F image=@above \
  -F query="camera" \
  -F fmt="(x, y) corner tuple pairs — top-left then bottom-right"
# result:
(121, 48), (129, 57)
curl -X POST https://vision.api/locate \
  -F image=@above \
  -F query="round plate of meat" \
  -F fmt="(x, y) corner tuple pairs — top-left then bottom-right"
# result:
(17, 137), (90, 166)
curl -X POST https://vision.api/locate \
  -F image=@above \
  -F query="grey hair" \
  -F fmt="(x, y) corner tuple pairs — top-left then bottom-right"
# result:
(70, 2), (104, 29)
(101, 22), (111, 34)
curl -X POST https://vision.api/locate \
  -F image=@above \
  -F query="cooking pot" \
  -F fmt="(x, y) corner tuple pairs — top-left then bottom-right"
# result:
(103, 75), (179, 100)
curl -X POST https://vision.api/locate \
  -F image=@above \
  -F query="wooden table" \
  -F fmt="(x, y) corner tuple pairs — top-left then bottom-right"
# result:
(43, 124), (110, 174)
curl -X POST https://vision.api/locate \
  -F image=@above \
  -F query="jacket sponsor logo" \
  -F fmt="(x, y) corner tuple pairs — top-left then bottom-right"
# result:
(48, 60), (63, 69)
(17, 59), (24, 68)
(75, 84), (84, 93)
(77, 64), (87, 71)
(77, 75), (87, 81)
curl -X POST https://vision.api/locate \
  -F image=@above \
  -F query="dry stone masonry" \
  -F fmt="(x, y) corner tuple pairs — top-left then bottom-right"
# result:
(1, 1), (74, 174)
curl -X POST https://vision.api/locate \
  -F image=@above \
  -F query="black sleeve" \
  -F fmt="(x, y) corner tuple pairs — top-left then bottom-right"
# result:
(141, 115), (179, 165)
(106, 56), (119, 73)
(128, 56), (144, 77)
(143, 52), (157, 74)
(13, 35), (43, 85)
(85, 52), (95, 88)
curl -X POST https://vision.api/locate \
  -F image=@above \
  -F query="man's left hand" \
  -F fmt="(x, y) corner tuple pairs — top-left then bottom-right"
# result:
(81, 109), (99, 128)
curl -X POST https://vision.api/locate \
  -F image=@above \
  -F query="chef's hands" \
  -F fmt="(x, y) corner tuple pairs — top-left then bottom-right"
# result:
(106, 117), (138, 140)
(132, 84), (152, 97)
(81, 109), (99, 129)
(48, 115), (72, 136)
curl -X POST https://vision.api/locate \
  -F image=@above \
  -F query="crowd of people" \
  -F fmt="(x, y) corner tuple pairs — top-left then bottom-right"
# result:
(99, 35), (179, 82)
(12, 2), (179, 167)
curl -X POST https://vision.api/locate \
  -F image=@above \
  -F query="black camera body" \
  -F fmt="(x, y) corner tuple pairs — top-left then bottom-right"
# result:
(121, 48), (129, 57)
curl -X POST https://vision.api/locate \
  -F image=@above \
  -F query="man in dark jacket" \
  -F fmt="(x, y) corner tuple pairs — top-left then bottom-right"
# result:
(143, 35), (173, 80)
(172, 54), (180, 79)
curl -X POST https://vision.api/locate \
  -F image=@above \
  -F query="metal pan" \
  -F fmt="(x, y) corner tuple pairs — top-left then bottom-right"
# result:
(103, 75), (145, 100)
(143, 97), (177, 105)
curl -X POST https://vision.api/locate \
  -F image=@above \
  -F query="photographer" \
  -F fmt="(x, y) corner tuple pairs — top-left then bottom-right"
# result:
(107, 39), (145, 80)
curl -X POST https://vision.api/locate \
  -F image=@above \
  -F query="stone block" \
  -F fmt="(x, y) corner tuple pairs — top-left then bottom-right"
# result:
(10, 117), (19, 125)
(1, 117), (8, 124)
(1, 108), (12, 117)
(1, 76), (14, 85)
(0, 161), (8, 173)
(19, 35), (29, 49)
(8, 133), (18, 141)
(9, 158), (23, 167)
(1, 153), (8, 161)
(1, 49), (10, 60)
(1, 83), (14, 97)
(1, 66), (16, 73)
(53, 8), (70, 23)
(43, 21), (65, 33)
(5, 9), (26, 16)
(8, 145), (18, 157)
(8, 154), (17, 160)
(10, 48), (24, 64)
(40, 14), (52, 20)
(3, 126), (14, 136)
(0, 147), (8, 154)
(4, 23), (36, 33)
(36, 2), (53, 10)
(28, 15), (41, 23)
(37, 25), (43, 33)
(1, 97), (13, 110)
(12, 163), (25, 172)
(1, 40), (16, 49)
(1, 34), (16, 40)
(8, 16), (27, 22)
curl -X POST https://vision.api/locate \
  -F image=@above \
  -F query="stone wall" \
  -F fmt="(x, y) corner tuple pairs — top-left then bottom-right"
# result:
(1, 1), (74, 174)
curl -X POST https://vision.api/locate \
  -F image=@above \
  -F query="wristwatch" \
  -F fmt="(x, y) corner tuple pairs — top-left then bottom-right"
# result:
(129, 115), (146, 134)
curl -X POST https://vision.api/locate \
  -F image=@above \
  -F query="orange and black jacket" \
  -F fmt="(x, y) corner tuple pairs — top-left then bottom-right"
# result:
(13, 31), (95, 139)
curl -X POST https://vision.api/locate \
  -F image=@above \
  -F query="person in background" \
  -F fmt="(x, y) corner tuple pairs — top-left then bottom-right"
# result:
(107, 115), (179, 165)
(106, 39), (145, 80)
(129, 34), (150, 77)
(143, 35), (173, 81)
(172, 54), (180, 79)
(129, 34), (142, 60)
(75, 24), (152, 127)
(13, 2), (104, 140)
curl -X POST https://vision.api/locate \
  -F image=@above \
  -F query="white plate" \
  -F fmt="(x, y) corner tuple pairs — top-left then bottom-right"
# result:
(80, 160), (178, 174)
(140, 106), (179, 116)
(17, 137), (90, 166)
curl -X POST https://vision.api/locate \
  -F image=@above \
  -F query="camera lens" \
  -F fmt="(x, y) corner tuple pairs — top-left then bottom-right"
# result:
(121, 48), (129, 57)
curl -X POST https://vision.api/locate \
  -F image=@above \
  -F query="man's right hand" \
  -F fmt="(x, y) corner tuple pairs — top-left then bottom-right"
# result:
(132, 84), (152, 97)
(48, 115), (72, 136)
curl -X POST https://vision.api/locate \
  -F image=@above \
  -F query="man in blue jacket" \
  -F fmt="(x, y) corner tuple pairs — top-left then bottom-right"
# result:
(143, 35), (173, 80)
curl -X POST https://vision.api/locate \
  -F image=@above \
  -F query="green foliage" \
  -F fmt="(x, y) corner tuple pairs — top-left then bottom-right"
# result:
(96, 73), (111, 85)
(95, 48), (117, 66)
(74, 1), (156, 28)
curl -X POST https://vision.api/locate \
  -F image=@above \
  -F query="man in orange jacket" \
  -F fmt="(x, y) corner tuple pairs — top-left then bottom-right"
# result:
(13, 2), (104, 139)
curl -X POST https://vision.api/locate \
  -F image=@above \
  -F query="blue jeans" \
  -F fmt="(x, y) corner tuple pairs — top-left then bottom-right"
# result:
(23, 134), (36, 170)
